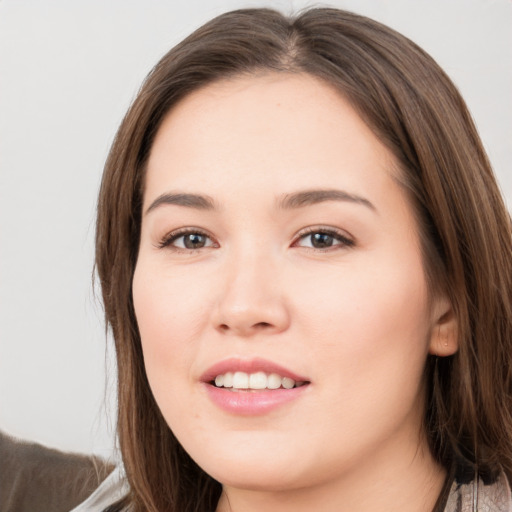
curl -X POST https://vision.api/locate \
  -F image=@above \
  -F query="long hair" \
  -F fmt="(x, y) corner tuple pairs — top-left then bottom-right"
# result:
(95, 8), (512, 511)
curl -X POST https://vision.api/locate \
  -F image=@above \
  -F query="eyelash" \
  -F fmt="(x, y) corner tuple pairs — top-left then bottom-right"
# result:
(293, 227), (355, 251)
(157, 228), (216, 251)
(157, 227), (355, 252)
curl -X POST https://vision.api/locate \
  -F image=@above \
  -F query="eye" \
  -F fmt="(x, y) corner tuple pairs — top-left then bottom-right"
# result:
(294, 228), (354, 250)
(158, 229), (217, 251)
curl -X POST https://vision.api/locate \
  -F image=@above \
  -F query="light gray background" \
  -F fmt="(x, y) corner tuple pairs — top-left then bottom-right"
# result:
(1, 0), (510, 459)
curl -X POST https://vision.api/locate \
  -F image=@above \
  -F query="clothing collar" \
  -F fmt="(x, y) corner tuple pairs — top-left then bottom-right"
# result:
(444, 469), (511, 512)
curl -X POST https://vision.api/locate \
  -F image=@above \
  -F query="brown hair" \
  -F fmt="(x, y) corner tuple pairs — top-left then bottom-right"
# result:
(95, 7), (512, 511)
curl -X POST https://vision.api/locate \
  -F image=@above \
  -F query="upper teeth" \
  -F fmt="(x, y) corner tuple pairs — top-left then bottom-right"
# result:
(214, 371), (298, 390)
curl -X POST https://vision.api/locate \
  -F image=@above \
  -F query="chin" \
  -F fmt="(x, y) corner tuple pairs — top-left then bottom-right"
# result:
(206, 462), (308, 492)
(184, 436), (326, 493)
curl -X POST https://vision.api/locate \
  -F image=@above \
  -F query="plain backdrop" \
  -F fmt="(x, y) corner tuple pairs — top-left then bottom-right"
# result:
(1, 0), (511, 460)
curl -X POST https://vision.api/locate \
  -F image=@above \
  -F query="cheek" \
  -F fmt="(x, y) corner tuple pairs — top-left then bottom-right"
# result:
(297, 252), (429, 338)
(294, 250), (432, 395)
(132, 261), (212, 394)
(289, 260), (431, 467)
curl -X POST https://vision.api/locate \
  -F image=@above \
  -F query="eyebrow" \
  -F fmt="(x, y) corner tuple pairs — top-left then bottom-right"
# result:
(144, 188), (377, 215)
(277, 189), (377, 213)
(145, 192), (217, 215)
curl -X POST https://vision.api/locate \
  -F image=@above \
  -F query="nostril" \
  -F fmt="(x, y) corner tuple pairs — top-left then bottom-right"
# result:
(217, 321), (273, 333)
(255, 322), (272, 329)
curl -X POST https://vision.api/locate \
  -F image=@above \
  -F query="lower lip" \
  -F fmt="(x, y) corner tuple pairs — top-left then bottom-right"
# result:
(203, 383), (309, 415)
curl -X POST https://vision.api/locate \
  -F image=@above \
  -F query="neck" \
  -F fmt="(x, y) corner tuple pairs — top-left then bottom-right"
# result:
(216, 432), (447, 512)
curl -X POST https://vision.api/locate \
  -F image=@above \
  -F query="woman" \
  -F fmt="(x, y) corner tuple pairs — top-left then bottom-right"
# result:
(86, 7), (512, 512)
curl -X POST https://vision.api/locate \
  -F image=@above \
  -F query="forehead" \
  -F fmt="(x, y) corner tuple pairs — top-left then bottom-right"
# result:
(144, 72), (398, 206)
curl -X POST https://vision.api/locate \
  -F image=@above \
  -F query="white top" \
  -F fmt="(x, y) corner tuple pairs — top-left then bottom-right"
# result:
(69, 465), (129, 512)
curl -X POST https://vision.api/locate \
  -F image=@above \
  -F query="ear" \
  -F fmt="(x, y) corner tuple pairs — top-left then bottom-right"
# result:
(428, 295), (458, 356)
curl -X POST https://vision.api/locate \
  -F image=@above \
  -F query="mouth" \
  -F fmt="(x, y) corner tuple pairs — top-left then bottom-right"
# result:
(211, 371), (308, 391)
(201, 358), (310, 413)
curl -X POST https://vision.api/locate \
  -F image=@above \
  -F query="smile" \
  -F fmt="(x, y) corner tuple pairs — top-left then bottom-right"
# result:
(201, 358), (310, 414)
(213, 372), (305, 391)
(213, 371), (306, 390)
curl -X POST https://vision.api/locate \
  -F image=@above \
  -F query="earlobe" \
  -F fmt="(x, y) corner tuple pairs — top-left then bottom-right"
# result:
(428, 299), (458, 357)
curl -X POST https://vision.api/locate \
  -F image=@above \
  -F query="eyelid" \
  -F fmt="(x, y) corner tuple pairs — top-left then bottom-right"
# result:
(292, 226), (355, 250)
(156, 227), (218, 251)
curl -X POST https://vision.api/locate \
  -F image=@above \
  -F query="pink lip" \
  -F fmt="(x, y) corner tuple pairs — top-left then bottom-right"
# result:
(200, 357), (310, 415)
(200, 357), (309, 383)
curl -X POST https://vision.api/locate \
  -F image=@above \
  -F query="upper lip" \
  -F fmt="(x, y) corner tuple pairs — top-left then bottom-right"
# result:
(200, 357), (310, 383)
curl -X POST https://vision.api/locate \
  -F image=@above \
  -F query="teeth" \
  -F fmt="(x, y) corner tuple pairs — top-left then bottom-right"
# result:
(249, 371), (267, 389)
(282, 377), (295, 389)
(213, 371), (300, 390)
(223, 372), (233, 388)
(267, 373), (282, 389)
(232, 371), (249, 389)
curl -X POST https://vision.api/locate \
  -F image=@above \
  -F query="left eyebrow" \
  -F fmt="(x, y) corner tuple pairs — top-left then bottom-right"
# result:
(277, 189), (377, 213)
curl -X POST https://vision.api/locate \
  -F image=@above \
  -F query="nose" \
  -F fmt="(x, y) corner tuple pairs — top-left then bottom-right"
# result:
(211, 252), (290, 337)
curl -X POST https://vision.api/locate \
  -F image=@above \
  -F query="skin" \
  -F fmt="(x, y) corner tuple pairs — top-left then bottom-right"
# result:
(133, 73), (458, 512)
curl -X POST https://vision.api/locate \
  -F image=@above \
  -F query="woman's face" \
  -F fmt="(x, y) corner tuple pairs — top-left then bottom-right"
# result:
(133, 73), (452, 492)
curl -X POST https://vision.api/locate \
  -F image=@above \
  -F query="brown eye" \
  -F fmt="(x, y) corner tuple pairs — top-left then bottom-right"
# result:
(309, 232), (335, 248)
(296, 229), (354, 250)
(182, 233), (208, 249)
(159, 230), (216, 250)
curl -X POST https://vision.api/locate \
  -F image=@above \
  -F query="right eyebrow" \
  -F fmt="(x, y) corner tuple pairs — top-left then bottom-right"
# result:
(145, 192), (217, 215)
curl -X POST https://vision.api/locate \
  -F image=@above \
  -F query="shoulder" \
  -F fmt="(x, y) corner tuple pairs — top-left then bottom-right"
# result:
(0, 431), (113, 512)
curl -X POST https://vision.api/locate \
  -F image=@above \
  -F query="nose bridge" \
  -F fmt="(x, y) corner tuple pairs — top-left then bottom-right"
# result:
(228, 246), (274, 302)
(213, 241), (289, 336)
